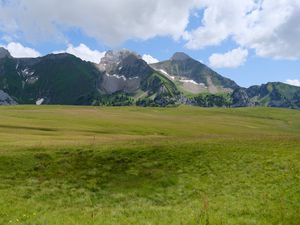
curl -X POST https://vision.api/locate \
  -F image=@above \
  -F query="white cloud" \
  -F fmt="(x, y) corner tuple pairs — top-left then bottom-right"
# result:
(209, 48), (248, 68)
(142, 54), (159, 64)
(185, 0), (256, 49)
(0, 0), (201, 46)
(2, 0), (300, 60)
(0, 42), (41, 58)
(55, 44), (106, 63)
(285, 79), (300, 87)
(185, 0), (300, 59)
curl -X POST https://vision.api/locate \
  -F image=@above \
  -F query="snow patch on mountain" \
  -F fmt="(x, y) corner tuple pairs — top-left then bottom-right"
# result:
(158, 69), (175, 80)
(179, 79), (205, 86)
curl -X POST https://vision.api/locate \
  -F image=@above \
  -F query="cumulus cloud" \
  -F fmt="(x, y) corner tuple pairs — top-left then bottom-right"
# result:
(209, 48), (248, 68)
(0, 0), (200, 46)
(55, 44), (106, 63)
(185, 0), (300, 59)
(285, 79), (300, 87)
(142, 54), (159, 64)
(1, 0), (300, 61)
(185, 1), (255, 49)
(0, 42), (41, 58)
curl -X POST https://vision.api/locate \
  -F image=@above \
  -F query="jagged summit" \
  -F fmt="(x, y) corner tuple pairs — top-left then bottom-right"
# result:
(98, 49), (152, 78)
(171, 52), (191, 61)
(0, 47), (12, 59)
(99, 49), (140, 67)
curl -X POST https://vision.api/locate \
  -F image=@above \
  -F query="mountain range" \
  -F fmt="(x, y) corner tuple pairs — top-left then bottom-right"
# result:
(0, 47), (299, 108)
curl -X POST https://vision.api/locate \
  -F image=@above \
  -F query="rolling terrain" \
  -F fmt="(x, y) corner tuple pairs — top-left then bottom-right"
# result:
(0, 106), (299, 225)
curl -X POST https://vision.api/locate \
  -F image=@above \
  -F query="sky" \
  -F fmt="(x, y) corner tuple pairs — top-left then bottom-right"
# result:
(0, 0), (300, 88)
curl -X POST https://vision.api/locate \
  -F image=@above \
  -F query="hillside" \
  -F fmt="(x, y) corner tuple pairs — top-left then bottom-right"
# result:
(151, 52), (239, 94)
(0, 49), (181, 106)
(0, 53), (102, 105)
(0, 106), (299, 224)
(233, 82), (300, 108)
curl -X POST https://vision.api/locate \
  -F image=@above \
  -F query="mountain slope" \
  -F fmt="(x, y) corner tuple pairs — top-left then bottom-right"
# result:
(0, 49), (181, 106)
(151, 52), (239, 94)
(0, 47), (299, 109)
(233, 82), (300, 108)
(96, 50), (180, 100)
(0, 53), (102, 105)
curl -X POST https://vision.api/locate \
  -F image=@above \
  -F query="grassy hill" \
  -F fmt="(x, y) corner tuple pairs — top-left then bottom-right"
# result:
(0, 106), (299, 225)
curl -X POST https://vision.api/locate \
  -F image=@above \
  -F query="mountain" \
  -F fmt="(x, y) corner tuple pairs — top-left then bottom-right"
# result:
(96, 50), (179, 106)
(233, 82), (300, 108)
(97, 50), (158, 94)
(151, 52), (239, 95)
(0, 49), (179, 106)
(0, 47), (299, 108)
(0, 53), (102, 105)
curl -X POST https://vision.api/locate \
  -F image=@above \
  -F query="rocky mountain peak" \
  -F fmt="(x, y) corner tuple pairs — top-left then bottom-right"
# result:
(99, 49), (141, 70)
(0, 47), (12, 59)
(171, 52), (191, 61)
(97, 49), (152, 78)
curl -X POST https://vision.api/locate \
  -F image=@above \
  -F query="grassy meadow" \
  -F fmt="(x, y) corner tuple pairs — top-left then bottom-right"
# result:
(0, 105), (299, 225)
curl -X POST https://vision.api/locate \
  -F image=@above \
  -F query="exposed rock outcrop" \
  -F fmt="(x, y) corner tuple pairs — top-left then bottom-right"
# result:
(0, 90), (17, 105)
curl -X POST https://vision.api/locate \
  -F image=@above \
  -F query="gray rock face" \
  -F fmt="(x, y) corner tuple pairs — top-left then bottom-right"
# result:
(98, 50), (140, 72)
(171, 52), (191, 61)
(98, 50), (153, 79)
(97, 50), (155, 94)
(0, 47), (12, 59)
(100, 74), (141, 94)
(0, 90), (17, 105)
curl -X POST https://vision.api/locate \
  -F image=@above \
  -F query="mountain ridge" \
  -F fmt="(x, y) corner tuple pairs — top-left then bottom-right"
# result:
(0, 47), (299, 108)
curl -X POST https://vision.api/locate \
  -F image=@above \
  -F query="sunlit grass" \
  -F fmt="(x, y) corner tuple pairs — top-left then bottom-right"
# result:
(0, 105), (299, 224)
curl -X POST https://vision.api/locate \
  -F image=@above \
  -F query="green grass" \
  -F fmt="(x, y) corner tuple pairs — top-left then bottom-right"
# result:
(0, 105), (299, 225)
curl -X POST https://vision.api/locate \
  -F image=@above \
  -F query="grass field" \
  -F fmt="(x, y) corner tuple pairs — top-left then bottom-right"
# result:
(0, 105), (299, 225)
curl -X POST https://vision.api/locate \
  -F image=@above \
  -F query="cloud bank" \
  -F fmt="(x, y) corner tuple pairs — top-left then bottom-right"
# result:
(0, 42), (41, 58)
(0, 0), (199, 46)
(55, 44), (106, 63)
(185, 0), (300, 60)
(285, 79), (300, 87)
(209, 48), (248, 68)
(1, 0), (300, 61)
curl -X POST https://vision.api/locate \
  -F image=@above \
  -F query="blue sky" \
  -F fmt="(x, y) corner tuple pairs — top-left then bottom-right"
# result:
(0, 0), (300, 88)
